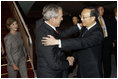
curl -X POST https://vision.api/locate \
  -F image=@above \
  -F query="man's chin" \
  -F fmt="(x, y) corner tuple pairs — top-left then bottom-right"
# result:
(83, 24), (85, 26)
(56, 25), (60, 27)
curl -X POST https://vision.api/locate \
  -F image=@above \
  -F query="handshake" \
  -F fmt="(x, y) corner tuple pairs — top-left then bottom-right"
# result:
(67, 56), (74, 66)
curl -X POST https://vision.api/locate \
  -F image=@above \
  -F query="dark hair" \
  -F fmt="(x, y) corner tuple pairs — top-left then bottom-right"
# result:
(97, 5), (104, 9)
(91, 8), (99, 21)
(84, 6), (99, 21)
(6, 17), (17, 30)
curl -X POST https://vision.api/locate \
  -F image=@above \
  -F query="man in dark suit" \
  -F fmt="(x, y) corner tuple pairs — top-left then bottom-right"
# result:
(110, 7), (117, 65)
(35, 4), (73, 78)
(97, 6), (114, 78)
(42, 7), (104, 78)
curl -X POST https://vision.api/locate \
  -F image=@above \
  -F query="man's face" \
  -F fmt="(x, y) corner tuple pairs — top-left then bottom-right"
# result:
(81, 9), (94, 27)
(98, 6), (104, 16)
(72, 16), (78, 25)
(53, 9), (63, 27)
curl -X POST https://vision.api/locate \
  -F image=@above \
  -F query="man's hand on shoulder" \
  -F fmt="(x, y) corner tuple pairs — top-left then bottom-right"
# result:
(42, 35), (59, 46)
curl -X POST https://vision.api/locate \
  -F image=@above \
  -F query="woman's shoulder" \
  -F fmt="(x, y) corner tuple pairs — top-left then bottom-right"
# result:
(4, 32), (20, 40)
(4, 33), (13, 43)
(4, 33), (11, 39)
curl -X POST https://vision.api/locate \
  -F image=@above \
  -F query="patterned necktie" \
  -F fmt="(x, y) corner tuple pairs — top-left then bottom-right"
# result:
(99, 17), (106, 38)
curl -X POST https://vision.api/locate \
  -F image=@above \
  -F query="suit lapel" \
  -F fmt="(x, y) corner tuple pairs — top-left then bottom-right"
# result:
(81, 23), (98, 37)
(79, 27), (86, 37)
(44, 23), (60, 39)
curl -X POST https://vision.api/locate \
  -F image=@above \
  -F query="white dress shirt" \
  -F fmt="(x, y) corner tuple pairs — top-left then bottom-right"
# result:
(77, 22), (96, 30)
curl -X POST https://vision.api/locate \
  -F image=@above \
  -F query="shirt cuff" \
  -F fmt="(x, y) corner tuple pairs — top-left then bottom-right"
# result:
(58, 39), (61, 48)
(77, 23), (82, 30)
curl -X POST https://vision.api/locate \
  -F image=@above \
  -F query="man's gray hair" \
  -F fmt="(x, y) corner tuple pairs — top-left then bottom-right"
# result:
(43, 4), (62, 21)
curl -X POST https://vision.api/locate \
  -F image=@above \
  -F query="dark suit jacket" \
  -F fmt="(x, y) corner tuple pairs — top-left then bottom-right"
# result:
(102, 17), (114, 48)
(35, 20), (69, 78)
(60, 22), (104, 78)
(109, 17), (117, 50)
(109, 17), (117, 41)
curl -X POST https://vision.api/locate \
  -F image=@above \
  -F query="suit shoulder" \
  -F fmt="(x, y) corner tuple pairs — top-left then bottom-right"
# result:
(36, 18), (43, 23)
(36, 18), (44, 26)
(36, 23), (49, 37)
(37, 22), (47, 31)
(95, 22), (101, 28)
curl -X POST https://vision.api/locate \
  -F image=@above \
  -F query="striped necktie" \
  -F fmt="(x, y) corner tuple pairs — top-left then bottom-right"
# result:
(99, 17), (106, 37)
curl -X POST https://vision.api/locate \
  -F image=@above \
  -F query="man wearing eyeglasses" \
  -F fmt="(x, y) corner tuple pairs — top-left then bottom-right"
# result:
(42, 7), (104, 78)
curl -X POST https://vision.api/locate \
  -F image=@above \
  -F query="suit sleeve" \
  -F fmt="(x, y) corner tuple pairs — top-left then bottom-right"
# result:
(4, 37), (15, 65)
(72, 51), (79, 61)
(59, 25), (80, 37)
(61, 29), (104, 51)
(34, 18), (44, 35)
(38, 31), (69, 70)
(40, 45), (69, 70)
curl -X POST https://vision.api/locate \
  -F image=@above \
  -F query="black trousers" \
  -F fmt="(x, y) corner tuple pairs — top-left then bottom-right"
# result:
(102, 37), (113, 78)
(114, 41), (117, 66)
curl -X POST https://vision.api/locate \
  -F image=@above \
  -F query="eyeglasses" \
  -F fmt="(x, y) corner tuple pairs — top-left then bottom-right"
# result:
(79, 15), (91, 19)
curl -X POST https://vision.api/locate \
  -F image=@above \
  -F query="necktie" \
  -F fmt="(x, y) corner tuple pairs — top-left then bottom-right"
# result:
(56, 29), (59, 34)
(99, 17), (103, 27)
(82, 27), (88, 37)
(99, 17), (106, 37)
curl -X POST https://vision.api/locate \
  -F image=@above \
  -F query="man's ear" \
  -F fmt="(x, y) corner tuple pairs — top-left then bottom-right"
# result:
(92, 16), (95, 21)
(51, 17), (56, 23)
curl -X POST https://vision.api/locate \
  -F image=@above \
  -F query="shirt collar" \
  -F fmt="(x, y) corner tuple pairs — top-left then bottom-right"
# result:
(87, 22), (96, 30)
(45, 21), (56, 31)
